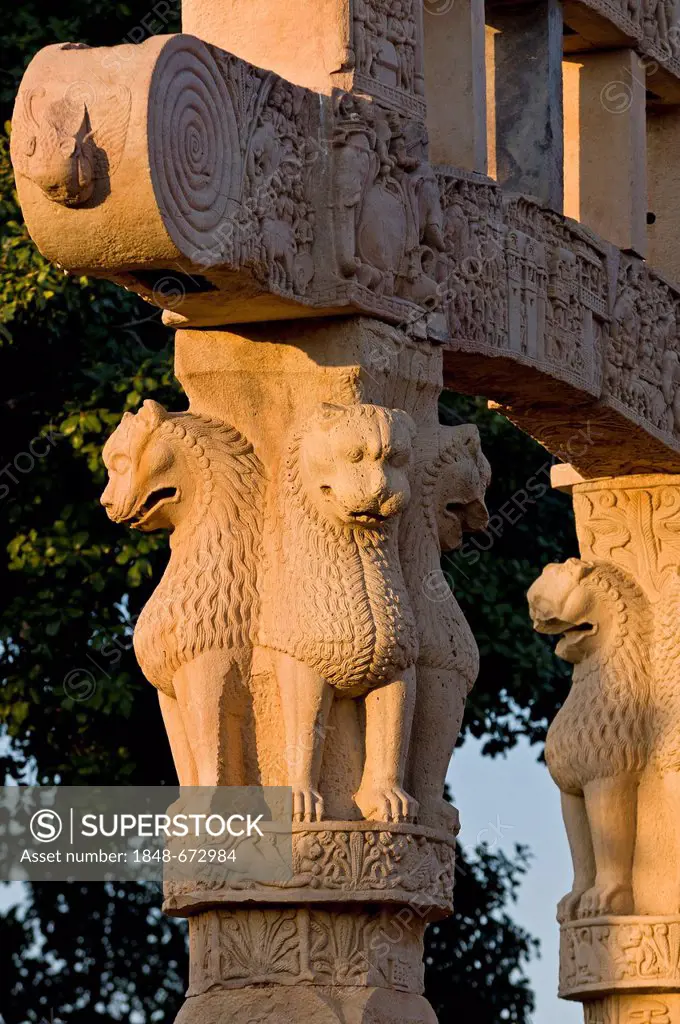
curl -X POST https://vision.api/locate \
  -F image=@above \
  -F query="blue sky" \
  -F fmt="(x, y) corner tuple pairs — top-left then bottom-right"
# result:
(449, 735), (581, 1022)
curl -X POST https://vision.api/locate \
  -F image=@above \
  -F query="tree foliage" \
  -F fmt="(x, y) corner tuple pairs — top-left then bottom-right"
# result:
(0, 3), (576, 1021)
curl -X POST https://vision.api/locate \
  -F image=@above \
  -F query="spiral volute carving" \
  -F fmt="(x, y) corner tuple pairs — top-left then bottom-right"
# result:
(149, 36), (241, 258)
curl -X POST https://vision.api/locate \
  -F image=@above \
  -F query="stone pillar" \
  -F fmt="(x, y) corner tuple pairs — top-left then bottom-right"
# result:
(528, 465), (680, 1024)
(182, 0), (426, 115)
(563, 50), (647, 256)
(423, 0), (487, 172)
(485, 0), (564, 210)
(647, 107), (680, 284)
(100, 317), (491, 1022)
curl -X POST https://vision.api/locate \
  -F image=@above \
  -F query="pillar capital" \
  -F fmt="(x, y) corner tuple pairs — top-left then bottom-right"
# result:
(100, 317), (490, 1021)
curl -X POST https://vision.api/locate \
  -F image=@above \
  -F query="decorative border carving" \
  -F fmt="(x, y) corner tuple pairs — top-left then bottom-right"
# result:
(571, 474), (680, 600)
(164, 822), (456, 917)
(560, 916), (680, 1000)
(186, 906), (426, 994)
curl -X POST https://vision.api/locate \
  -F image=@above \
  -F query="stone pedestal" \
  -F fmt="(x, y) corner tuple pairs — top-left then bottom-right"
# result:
(165, 820), (453, 1022)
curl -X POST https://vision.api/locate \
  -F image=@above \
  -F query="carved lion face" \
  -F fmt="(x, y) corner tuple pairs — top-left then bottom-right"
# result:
(434, 425), (490, 551)
(298, 403), (416, 528)
(101, 400), (185, 532)
(527, 558), (603, 664)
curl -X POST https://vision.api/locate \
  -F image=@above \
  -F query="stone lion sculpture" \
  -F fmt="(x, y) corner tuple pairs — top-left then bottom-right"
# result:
(259, 402), (419, 824)
(401, 424), (490, 831)
(528, 558), (652, 922)
(101, 399), (264, 788)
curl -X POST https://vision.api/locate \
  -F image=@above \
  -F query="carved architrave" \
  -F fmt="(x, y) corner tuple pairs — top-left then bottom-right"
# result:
(12, 39), (680, 474)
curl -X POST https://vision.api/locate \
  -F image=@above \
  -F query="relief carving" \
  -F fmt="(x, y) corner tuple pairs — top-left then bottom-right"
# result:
(351, 0), (425, 114)
(332, 95), (444, 307)
(237, 75), (317, 294)
(12, 79), (131, 206)
(186, 905), (426, 994)
(165, 823), (455, 914)
(607, 259), (679, 438)
(560, 917), (680, 999)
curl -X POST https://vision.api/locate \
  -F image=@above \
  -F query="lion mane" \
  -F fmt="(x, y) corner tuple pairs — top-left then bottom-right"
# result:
(544, 562), (652, 796)
(129, 411), (264, 695)
(258, 406), (418, 693)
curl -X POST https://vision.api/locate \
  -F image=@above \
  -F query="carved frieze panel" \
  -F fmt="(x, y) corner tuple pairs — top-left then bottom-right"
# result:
(164, 822), (456, 917)
(349, 0), (426, 118)
(560, 917), (680, 1001)
(186, 906), (426, 995)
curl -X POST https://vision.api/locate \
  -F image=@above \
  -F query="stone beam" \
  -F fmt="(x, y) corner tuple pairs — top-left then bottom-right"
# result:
(11, 34), (444, 334)
(13, 36), (680, 476)
(563, 0), (680, 103)
(437, 170), (680, 476)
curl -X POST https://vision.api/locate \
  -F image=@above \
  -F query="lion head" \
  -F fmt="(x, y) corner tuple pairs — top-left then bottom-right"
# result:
(528, 557), (648, 665)
(426, 424), (490, 551)
(101, 400), (187, 531)
(295, 403), (416, 529)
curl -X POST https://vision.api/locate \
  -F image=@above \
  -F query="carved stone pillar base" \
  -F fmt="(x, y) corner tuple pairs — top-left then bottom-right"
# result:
(167, 822), (453, 1022)
(561, 916), (680, 1002)
(175, 983), (438, 1024)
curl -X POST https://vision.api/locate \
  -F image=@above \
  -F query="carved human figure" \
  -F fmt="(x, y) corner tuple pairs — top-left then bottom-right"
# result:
(101, 400), (264, 788)
(401, 424), (490, 831)
(528, 558), (652, 921)
(258, 402), (419, 824)
(332, 94), (381, 281)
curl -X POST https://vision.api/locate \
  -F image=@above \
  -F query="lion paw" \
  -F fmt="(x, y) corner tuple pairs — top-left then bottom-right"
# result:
(557, 889), (587, 924)
(577, 882), (633, 918)
(292, 787), (324, 823)
(355, 785), (418, 823)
